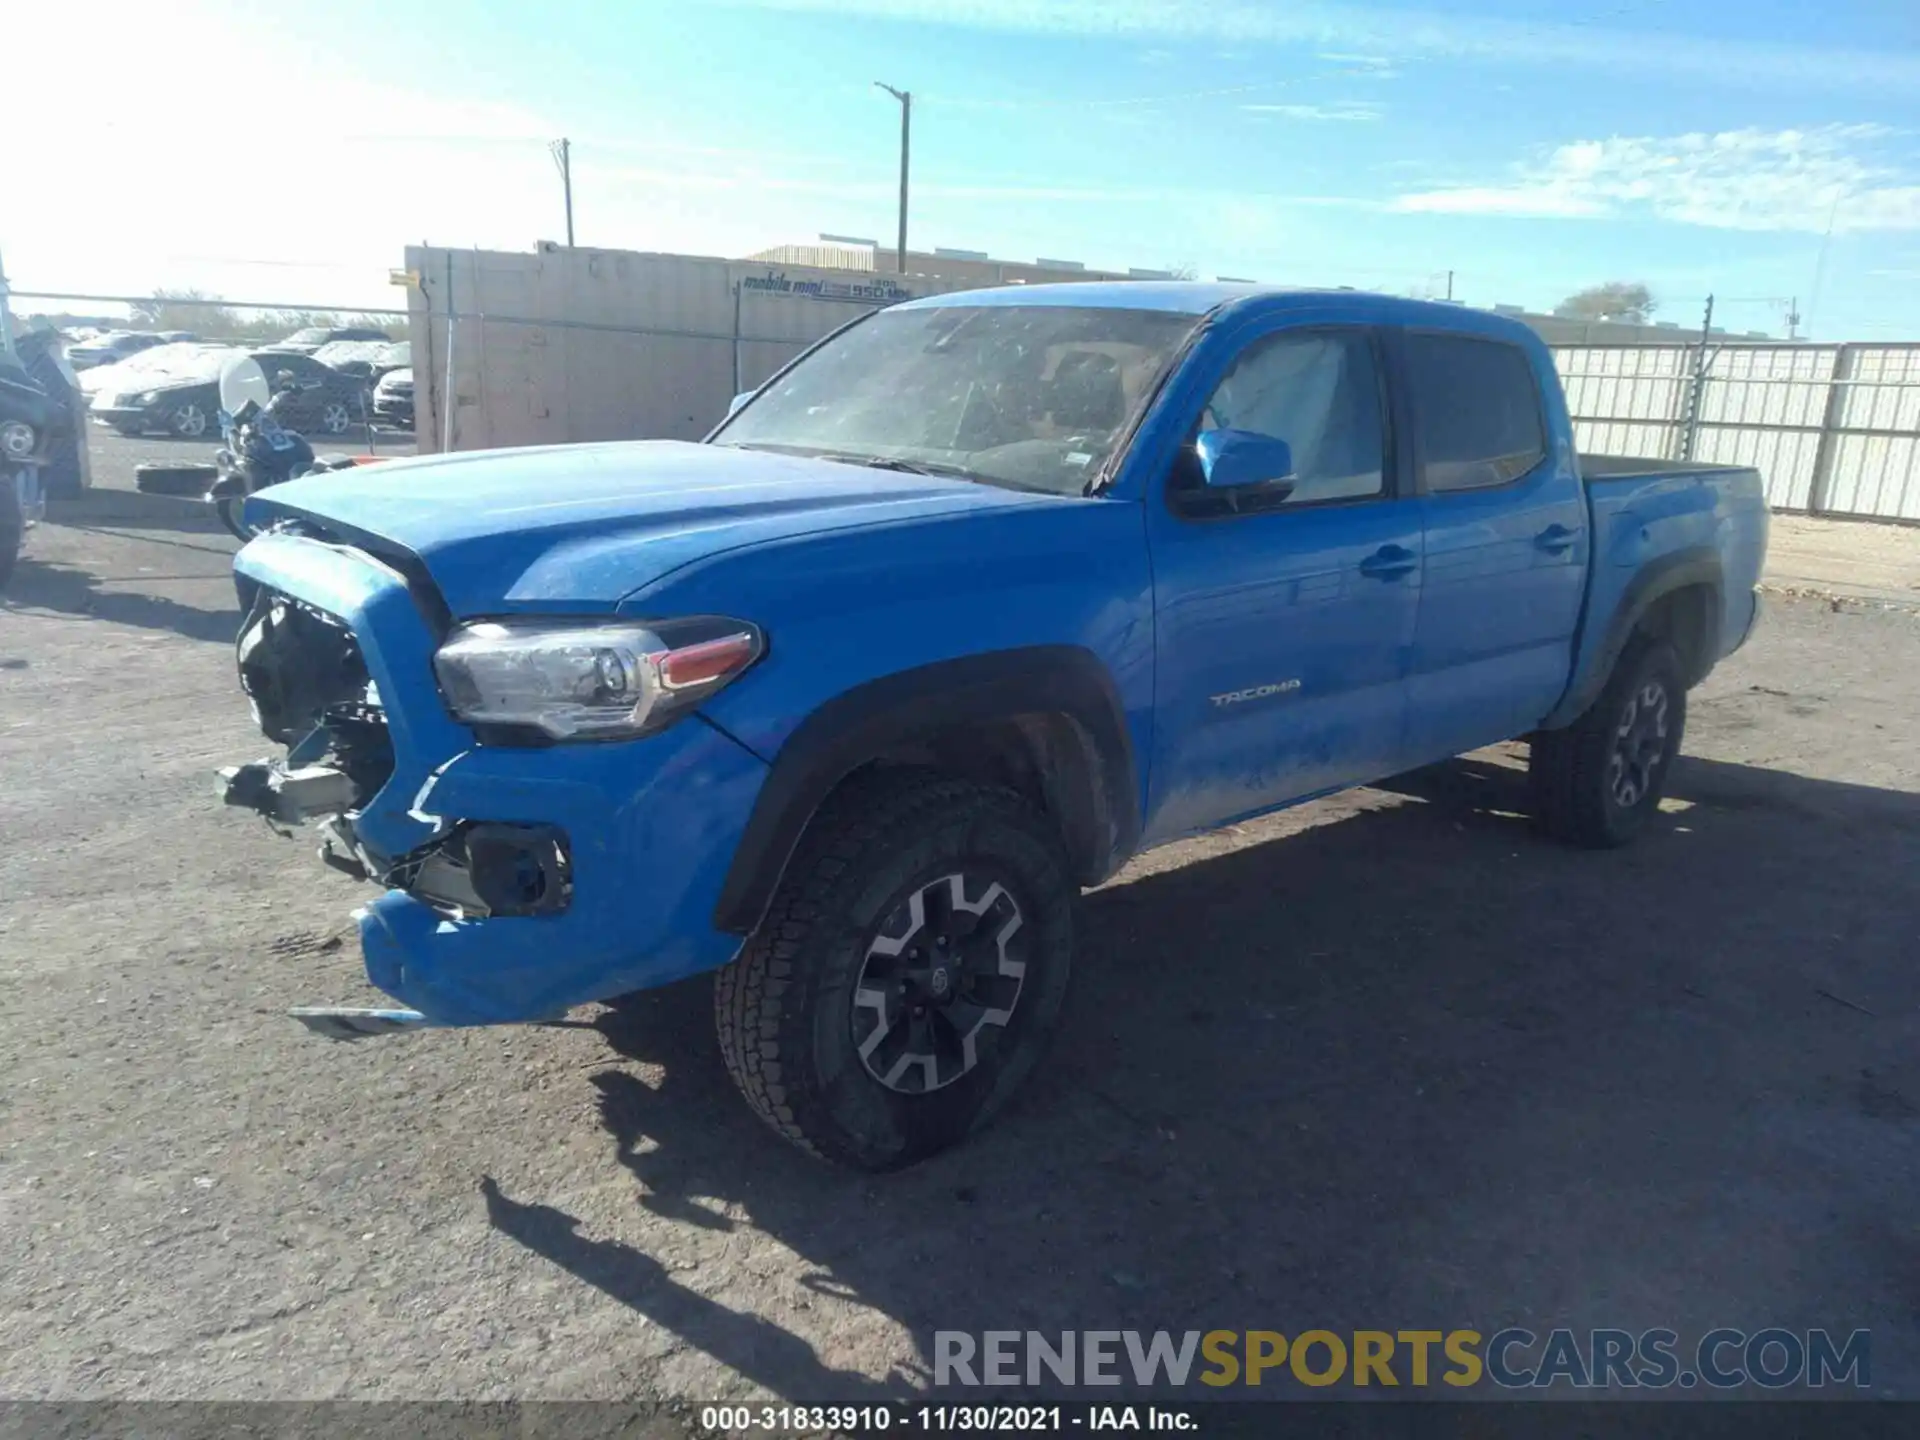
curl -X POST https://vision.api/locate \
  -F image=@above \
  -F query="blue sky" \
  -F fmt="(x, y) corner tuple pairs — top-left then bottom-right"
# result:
(14, 0), (1920, 337)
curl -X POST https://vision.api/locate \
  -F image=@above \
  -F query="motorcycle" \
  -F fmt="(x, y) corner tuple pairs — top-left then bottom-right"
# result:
(144, 356), (388, 542)
(0, 348), (66, 590)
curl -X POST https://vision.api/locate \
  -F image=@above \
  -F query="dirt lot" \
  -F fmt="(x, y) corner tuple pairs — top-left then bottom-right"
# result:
(3, 440), (1918, 1404)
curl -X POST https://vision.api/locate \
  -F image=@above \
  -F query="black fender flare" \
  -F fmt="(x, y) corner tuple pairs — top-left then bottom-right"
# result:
(1541, 547), (1724, 729)
(711, 646), (1141, 935)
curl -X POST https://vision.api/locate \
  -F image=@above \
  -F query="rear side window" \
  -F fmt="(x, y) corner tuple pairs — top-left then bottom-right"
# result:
(1404, 334), (1546, 492)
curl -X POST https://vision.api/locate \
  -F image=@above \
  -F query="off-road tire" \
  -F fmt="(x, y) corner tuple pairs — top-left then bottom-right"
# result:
(133, 462), (219, 497)
(715, 771), (1075, 1170)
(1531, 638), (1686, 848)
(215, 495), (254, 543)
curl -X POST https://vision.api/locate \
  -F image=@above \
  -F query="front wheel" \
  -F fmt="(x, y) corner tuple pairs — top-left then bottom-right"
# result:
(1530, 639), (1686, 848)
(715, 772), (1075, 1170)
(169, 402), (210, 438)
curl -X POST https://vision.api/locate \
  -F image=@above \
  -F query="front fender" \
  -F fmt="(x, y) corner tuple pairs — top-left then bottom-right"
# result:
(710, 646), (1140, 934)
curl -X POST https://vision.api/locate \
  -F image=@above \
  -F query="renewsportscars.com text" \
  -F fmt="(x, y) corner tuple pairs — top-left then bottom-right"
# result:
(934, 1328), (1870, 1390)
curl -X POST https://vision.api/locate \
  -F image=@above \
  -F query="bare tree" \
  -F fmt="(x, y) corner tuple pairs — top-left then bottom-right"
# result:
(128, 288), (239, 336)
(1554, 282), (1657, 324)
(123, 291), (409, 346)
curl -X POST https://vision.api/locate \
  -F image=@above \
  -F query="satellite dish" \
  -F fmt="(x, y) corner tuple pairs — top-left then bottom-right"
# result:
(219, 355), (272, 414)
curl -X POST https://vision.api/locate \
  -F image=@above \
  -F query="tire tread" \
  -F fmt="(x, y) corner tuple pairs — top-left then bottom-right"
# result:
(715, 769), (1061, 1167)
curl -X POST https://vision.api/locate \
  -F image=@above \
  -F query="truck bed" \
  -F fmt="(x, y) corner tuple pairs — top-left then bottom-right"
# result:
(1579, 453), (1759, 482)
(1557, 454), (1769, 724)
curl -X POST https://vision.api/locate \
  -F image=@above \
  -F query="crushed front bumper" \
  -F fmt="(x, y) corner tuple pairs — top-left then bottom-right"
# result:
(226, 531), (769, 1028)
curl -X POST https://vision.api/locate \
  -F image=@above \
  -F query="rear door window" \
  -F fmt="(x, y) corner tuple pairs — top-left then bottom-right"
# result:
(1404, 334), (1547, 492)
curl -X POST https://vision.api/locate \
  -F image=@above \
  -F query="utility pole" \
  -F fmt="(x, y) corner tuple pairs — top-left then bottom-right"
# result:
(875, 83), (911, 275)
(551, 138), (575, 247)
(1680, 293), (1714, 462)
(1786, 296), (1801, 341)
(1445, 270), (1454, 301)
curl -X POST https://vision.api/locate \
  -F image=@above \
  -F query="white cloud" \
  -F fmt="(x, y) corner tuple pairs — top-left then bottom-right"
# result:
(1243, 102), (1381, 122)
(713, 0), (1920, 91)
(1316, 52), (1401, 78)
(1394, 126), (1920, 233)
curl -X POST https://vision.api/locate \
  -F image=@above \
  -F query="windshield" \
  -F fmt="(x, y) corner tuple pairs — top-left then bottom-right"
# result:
(712, 304), (1198, 495)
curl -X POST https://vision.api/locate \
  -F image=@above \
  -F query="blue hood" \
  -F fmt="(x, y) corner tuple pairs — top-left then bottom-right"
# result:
(247, 440), (1055, 616)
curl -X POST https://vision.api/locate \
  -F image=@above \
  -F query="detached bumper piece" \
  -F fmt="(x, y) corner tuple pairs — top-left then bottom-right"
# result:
(219, 759), (358, 827)
(288, 1006), (440, 1041)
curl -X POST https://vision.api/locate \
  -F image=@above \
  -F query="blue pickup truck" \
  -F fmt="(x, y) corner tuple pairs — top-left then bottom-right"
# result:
(219, 284), (1767, 1169)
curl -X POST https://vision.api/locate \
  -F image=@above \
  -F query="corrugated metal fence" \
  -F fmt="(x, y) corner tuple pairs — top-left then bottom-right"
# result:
(1552, 342), (1920, 522)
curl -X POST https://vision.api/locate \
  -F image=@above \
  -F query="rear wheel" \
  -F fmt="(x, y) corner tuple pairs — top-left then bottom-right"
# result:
(1530, 639), (1686, 848)
(715, 772), (1075, 1170)
(318, 400), (353, 436)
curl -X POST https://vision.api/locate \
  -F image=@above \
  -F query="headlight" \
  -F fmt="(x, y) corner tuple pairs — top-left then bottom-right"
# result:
(0, 420), (35, 461)
(433, 617), (764, 740)
(137, 390), (161, 405)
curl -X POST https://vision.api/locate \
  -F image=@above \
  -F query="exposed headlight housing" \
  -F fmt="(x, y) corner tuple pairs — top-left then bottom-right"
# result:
(0, 419), (35, 461)
(433, 616), (764, 741)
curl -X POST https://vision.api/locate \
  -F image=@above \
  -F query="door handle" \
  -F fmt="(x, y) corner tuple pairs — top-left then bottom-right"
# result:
(1535, 523), (1577, 554)
(1358, 544), (1418, 580)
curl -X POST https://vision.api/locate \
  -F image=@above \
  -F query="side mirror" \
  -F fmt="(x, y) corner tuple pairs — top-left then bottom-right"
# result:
(727, 389), (756, 418)
(1196, 428), (1296, 496)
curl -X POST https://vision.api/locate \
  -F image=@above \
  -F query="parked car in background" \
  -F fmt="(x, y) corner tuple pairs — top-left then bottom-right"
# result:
(67, 331), (166, 370)
(371, 366), (414, 429)
(94, 348), (368, 438)
(81, 342), (235, 400)
(312, 339), (409, 384)
(277, 325), (391, 354)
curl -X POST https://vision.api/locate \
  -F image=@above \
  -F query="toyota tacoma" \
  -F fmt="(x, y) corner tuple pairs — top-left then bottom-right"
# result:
(217, 284), (1768, 1169)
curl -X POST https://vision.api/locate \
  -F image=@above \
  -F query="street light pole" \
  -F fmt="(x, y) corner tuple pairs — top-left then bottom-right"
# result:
(875, 83), (911, 276)
(550, 138), (575, 247)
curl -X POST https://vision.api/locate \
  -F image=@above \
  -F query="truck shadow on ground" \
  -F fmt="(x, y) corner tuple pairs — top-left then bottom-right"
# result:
(4, 549), (241, 644)
(483, 751), (1920, 1400)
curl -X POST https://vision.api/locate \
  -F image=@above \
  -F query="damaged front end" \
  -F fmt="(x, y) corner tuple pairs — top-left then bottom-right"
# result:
(221, 588), (575, 922)
(220, 589), (394, 836)
(219, 528), (764, 1039)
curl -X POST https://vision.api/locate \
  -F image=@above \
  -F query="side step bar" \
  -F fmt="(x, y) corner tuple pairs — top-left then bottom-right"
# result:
(287, 1008), (593, 1041)
(289, 1006), (442, 1041)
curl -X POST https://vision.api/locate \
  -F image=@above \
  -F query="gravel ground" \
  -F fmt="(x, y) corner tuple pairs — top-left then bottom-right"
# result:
(2, 436), (1917, 1406)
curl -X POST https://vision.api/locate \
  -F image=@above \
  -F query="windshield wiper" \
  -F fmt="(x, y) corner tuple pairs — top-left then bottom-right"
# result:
(818, 452), (937, 475)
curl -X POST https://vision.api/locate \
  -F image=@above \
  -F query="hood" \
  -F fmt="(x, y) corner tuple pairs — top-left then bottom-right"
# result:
(247, 439), (1072, 616)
